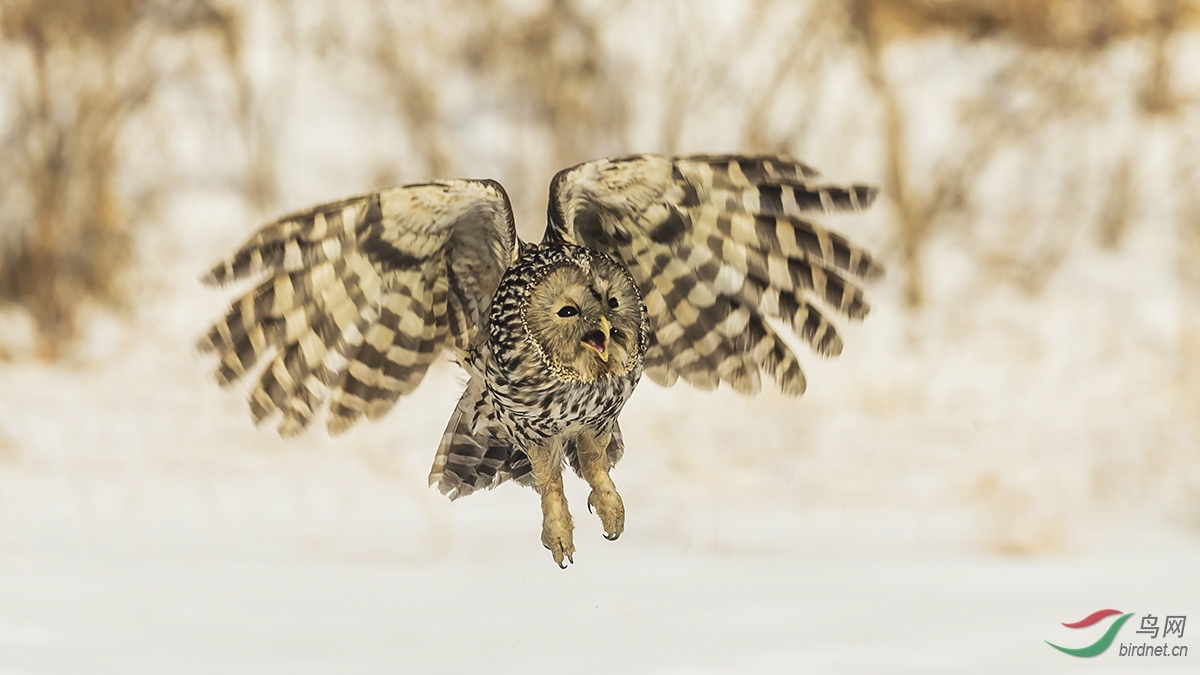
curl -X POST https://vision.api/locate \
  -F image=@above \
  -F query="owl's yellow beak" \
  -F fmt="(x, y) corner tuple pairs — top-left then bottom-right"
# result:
(580, 316), (610, 362)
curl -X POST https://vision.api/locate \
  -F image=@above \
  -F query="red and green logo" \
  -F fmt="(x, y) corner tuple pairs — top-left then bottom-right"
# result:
(1046, 609), (1134, 657)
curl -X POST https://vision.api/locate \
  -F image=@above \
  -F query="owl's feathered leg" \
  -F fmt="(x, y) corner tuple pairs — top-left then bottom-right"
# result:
(575, 429), (624, 541)
(527, 440), (575, 568)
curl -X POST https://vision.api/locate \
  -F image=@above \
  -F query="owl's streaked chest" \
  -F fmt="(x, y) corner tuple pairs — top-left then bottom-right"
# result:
(477, 331), (642, 445)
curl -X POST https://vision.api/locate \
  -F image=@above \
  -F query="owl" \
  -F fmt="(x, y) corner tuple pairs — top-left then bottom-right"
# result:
(199, 154), (882, 567)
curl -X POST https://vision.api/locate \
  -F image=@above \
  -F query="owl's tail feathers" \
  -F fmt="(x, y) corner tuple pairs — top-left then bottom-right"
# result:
(429, 377), (518, 500)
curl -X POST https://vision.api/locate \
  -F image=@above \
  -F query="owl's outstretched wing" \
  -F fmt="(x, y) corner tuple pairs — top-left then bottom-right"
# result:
(199, 180), (519, 435)
(544, 154), (882, 395)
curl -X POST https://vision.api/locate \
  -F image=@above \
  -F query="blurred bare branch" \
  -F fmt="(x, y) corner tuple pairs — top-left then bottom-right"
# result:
(739, 1), (848, 153)
(365, 0), (454, 179)
(456, 0), (629, 168)
(0, 0), (245, 358)
(861, 0), (1200, 48)
(848, 0), (927, 306)
(1097, 158), (1134, 249)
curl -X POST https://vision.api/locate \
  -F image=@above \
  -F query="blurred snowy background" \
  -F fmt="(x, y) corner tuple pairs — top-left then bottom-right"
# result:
(1, 0), (1199, 672)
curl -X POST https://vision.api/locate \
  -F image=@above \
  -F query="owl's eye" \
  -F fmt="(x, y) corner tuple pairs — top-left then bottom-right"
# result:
(607, 297), (619, 309)
(557, 306), (579, 318)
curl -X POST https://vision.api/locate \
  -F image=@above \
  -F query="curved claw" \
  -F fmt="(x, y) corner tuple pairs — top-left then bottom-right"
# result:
(542, 520), (575, 568)
(587, 489), (625, 542)
(547, 542), (574, 568)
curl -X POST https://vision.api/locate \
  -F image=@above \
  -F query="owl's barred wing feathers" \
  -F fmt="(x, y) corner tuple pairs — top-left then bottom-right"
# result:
(545, 154), (881, 395)
(199, 180), (518, 435)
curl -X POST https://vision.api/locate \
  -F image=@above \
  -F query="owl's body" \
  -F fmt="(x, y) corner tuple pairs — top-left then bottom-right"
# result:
(435, 243), (647, 500)
(200, 154), (881, 566)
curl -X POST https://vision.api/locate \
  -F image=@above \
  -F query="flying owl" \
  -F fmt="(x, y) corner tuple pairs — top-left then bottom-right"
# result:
(199, 154), (882, 567)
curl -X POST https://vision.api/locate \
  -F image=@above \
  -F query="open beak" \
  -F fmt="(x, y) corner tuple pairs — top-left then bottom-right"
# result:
(580, 316), (611, 362)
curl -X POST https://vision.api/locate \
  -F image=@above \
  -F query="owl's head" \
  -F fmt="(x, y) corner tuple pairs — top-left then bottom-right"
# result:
(522, 249), (645, 382)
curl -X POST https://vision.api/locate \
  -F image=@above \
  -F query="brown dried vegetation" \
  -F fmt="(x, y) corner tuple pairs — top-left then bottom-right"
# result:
(293, 0), (631, 237)
(0, 0), (242, 358)
(848, 0), (1200, 305)
(2, 0), (1199, 357)
(863, 0), (1200, 48)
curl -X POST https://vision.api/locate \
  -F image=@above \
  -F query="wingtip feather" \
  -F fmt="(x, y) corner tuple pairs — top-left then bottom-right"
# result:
(858, 185), (880, 210)
(327, 415), (357, 436)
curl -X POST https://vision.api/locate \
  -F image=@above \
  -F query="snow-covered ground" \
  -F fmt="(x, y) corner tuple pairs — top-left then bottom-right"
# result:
(2, 262), (1197, 671)
(1, 538), (1198, 674)
(2, 2), (1199, 671)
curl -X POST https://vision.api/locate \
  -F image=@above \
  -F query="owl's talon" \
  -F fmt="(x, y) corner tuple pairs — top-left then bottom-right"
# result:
(587, 489), (625, 541)
(544, 536), (574, 567)
(541, 509), (575, 568)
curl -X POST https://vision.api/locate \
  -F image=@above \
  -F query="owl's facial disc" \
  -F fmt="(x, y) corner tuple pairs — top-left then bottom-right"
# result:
(523, 260), (641, 382)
